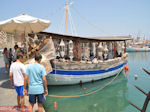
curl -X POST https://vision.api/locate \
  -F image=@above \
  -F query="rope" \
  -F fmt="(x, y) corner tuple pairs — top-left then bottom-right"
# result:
(71, 6), (111, 36)
(59, 10), (66, 34)
(68, 8), (78, 36)
(48, 69), (123, 98)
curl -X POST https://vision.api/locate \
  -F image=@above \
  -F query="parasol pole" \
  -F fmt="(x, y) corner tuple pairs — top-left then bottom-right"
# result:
(25, 32), (29, 60)
(24, 24), (29, 61)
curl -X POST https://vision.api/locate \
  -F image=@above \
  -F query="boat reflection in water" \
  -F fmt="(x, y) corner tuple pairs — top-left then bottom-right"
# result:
(44, 71), (129, 112)
(128, 52), (149, 63)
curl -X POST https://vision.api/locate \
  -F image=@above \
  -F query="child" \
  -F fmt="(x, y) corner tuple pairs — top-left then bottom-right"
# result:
(3, 47), (8, 72)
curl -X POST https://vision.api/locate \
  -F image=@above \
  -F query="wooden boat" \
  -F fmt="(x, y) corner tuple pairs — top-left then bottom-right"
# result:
(38, 32), (131, 85)
(0, 25), (131, 86)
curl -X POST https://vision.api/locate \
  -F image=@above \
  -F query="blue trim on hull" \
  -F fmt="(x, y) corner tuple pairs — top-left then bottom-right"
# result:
(50, 63), (126, 75)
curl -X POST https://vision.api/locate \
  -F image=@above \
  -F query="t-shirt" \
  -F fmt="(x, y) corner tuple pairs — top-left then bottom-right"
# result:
(26, 63), (46, 95)
(10, 62), (26, 86)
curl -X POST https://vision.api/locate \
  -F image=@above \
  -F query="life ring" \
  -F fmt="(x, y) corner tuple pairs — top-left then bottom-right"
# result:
(73, 46), (82, 56)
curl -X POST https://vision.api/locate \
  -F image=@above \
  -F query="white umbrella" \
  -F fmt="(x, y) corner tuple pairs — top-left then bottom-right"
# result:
(0, 14), (50, 33)
(0, 14), (50, 59)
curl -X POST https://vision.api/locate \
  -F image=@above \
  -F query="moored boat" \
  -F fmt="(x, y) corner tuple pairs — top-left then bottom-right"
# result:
(127, 46), (150, 52)
(38, 32), (131, 85)
(127, 36), (150, 52)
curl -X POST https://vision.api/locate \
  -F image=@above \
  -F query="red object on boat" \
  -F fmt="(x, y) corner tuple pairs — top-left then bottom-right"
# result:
(124, 65), (129, 70)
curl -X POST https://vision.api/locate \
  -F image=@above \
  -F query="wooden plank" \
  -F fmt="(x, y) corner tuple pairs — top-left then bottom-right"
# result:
(141, 92), (150, 112)
(129, 101), (142, 111)
(134, 85), (148, 96)
(142, 68), (150, 75)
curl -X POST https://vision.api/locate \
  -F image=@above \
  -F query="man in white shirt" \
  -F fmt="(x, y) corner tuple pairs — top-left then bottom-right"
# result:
(9, 53), (26, 111)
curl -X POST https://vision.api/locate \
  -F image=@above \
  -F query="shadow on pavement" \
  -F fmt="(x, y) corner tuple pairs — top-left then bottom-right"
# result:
(0, 67), (9, 81)
(0, 79), (13, 89)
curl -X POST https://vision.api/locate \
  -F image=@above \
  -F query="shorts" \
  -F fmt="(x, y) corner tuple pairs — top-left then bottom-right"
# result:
(29, 94), (46, 104)
(4, 57), (8, 64)
(14, 85), (24, 97)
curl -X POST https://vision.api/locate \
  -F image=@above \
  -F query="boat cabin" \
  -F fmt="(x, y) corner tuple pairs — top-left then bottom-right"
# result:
(38, 32), (131, 63)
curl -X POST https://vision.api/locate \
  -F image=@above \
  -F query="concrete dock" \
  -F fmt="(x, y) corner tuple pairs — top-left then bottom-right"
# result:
(0, 57), (45, 112)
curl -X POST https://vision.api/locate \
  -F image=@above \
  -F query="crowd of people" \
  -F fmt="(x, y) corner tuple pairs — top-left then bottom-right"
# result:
(2, 45), (48, 112)
(2, 45), (19, 72)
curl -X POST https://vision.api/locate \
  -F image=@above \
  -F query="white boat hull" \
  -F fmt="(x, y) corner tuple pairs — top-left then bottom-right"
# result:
(46, 62), (126, 85)
(127, 47), (150, 52)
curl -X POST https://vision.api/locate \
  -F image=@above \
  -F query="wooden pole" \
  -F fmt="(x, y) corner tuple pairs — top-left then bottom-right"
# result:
(141, 92), (150, 112)
(25, 33), (29, 60)
(142, 68), (150, 75)
(65, 6), (68, 35)
(129, 85), (150, 112)
(129, 101), (141, 111)
(134, 85), (148, 96)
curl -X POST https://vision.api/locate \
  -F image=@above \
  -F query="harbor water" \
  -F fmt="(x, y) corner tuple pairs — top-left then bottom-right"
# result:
(44, 52), (150, 112)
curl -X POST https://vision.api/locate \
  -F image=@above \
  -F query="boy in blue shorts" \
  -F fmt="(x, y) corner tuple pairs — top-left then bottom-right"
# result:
(9, 53), (26, 111)
(24, 52), (48, 112)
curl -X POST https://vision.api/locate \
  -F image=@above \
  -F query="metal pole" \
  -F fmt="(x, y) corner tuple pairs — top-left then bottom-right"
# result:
(25, 33), (29, 60)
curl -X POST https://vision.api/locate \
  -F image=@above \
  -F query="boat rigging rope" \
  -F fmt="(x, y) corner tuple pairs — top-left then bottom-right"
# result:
(47, 69), (122, 98)
(68, 8), (78, 36)
(71, 6), (111, 36)
(59, 10), (66, 34)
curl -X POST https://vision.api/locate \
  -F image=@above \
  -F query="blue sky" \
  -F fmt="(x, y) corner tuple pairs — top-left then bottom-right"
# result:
(0, 0), (150, 39)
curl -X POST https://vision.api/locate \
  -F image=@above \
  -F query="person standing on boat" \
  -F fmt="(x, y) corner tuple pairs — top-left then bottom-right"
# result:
(3, 47), (8, 72)
(24, 52), (48, 112)
(113, 43), (117, 58)
(9, 53), (26, 111)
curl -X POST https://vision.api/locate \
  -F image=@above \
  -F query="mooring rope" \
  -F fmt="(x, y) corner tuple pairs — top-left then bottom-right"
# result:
(47, 69), (123, 98)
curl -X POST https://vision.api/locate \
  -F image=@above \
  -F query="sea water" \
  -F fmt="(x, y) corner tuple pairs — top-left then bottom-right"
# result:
(44, 52), (150, 112)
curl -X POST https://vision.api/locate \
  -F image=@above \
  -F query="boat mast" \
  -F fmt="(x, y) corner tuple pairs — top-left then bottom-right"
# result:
(64, 0), (74, 35)
(64, 1), (69, 35)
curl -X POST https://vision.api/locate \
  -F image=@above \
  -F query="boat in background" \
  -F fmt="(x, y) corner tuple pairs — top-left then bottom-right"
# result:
(127, 43), (150, 52)
(127, 36), (150, 52)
